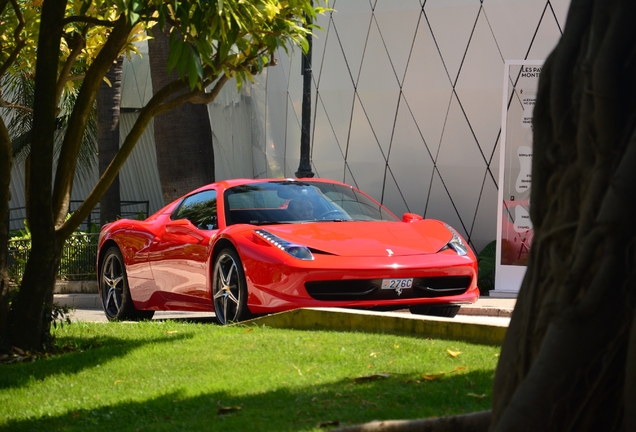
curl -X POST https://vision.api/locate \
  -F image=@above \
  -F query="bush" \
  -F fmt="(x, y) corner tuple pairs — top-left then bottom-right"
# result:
(477, 240), (496, 296)
(7, 218), (99, 282)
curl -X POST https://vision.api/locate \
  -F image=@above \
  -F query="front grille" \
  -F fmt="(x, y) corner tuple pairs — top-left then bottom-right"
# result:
(305, 276), (471, 301)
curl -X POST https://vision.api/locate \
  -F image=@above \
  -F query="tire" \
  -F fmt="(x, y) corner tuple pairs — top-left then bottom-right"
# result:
(409, 305), (461, 318)
(212, 248), (252, 325)
(100, 246), (154, 321)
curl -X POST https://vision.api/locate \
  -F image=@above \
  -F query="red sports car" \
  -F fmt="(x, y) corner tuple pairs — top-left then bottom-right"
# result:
(97, 178), (479, 324)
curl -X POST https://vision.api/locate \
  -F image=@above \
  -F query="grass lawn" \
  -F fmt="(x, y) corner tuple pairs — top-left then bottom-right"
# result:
(0, 321), (500, 431)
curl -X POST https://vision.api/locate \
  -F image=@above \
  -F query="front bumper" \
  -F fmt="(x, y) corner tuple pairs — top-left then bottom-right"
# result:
(242, 251), (479, 313)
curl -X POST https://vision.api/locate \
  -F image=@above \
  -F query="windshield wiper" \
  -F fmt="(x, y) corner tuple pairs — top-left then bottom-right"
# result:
(315, 219), (351, 222)
(250, 221), (295, 226)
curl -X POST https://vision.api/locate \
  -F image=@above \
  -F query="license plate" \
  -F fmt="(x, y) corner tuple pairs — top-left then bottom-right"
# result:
(381, 278), (413, 290)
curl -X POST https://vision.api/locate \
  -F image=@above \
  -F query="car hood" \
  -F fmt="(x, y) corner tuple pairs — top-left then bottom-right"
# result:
(262, 220), (453, 257)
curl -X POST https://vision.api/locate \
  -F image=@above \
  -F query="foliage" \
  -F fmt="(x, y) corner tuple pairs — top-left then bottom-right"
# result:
(9, 226), (99, 283)
(6, 223), (31, 287)
(477, 240), (496, 295)
(3, 71), (98, 181)
(0, 0), (327, 350)
(57, 231), (99, 280)
(49, 303), (73, 331)
(0, 1), (39, 73)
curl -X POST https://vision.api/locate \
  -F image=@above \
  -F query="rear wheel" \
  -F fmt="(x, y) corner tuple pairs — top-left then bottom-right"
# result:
(100, 246), (154, 321)
(409, 305), (461, 318)
(212, 248), (252, 325)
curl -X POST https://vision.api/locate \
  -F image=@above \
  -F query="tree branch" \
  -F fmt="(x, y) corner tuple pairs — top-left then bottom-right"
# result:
(152, 74), (230, 115)
(55, 32), (86, 108)
(57, 76), (190, 238)
(0, 98), (33, 113)
(0, 0), (27, 77)
(60, 15), (117, 27)
(52, 16), (132, 229)
(188, 75), (230, 105)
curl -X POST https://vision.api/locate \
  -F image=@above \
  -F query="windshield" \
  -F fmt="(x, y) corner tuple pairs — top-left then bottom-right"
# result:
(224, 181), (398, 226)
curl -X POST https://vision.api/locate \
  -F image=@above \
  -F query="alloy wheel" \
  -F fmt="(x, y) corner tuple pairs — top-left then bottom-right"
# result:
(102, 252), (124, 319)
(213, 251), (242, 324)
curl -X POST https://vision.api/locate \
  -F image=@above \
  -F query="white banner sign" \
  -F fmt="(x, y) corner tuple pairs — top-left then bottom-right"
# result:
(493, 60), (543, 296)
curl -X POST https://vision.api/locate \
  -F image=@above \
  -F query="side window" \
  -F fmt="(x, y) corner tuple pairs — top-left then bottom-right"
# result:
(173, 190), (218, 230)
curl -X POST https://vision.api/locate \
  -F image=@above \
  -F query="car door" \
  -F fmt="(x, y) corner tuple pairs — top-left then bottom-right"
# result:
(148, 189), (218, 305)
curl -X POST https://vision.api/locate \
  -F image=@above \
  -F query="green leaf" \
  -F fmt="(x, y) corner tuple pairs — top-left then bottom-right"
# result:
(191, 8), (203, 32)
(158, 5), (166, 31)
(188, 63), (198, 89)
(209, 15), (219, 36)
(194, 38), (212, 65)
(127, 0), (142, 25)
(217, 41), (229, 63)
(79, 0), (90, 16)
(167, 32), (184, 74)
(177, 42), (191, 77)
(128, 11), (140, 26)
(180, 4), (191, 29)
(187, 53), (204, 90)
(299, 36), (309, 53)
(235, 37), (248, 53)
(235, 71), (243, 91)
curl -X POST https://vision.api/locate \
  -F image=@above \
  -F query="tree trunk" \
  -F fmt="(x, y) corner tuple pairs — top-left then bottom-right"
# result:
(148, 27), (215, 205)
(491, 1), (636, 430)
(97, 56), (124, 225)
(0, 209), (10, 340)
(9, 239), (62, 350)
(7, 0), (65, 351)
(0, 114), (12, 341)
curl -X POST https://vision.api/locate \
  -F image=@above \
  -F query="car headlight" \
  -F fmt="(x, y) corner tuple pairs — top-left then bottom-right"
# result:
(254, 229), (314, 260)
(441, 224), (469, 256)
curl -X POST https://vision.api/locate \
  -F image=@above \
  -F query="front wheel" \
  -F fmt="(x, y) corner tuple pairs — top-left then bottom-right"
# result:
(100, 246), (154, 321)
(409, 305), (461, 318)
(212, 248), (252, 325)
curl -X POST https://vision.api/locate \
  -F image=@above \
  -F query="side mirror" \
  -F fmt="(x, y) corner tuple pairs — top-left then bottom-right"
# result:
(402, 213), (423, 223)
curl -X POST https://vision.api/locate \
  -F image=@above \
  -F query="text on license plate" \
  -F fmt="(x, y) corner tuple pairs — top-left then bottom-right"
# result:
(381, 278), (413, 290)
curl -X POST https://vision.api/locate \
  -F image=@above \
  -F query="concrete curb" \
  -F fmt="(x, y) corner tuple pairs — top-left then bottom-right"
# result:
(458, 306), (513, 318)
(54, 281), (98, 294)
(55, 294), (102, 309)
(246, 307), (507, 346)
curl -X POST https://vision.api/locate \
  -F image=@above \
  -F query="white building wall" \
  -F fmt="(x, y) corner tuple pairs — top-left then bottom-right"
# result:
(259, 0), (570, 253)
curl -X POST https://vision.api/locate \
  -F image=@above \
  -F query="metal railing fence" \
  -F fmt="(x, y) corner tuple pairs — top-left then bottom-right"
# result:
(8, 233), (99, 282)
(8, 200), (150, 232)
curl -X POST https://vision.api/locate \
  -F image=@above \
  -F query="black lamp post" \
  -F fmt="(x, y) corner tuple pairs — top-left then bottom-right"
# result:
(295, 5), (315, 179)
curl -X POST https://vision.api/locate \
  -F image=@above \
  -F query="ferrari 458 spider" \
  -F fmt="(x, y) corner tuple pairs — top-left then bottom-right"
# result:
(97, 178), (479, 324)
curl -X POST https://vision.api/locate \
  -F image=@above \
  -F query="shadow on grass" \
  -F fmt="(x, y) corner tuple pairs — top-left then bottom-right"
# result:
(2, 370), (494, 431)
(0, 332), (195, 390)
